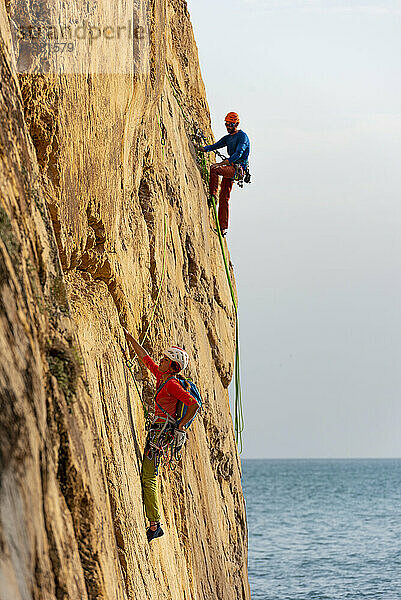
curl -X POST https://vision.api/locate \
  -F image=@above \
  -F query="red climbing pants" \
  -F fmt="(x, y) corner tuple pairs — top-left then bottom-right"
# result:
(209, 164), (235, 231)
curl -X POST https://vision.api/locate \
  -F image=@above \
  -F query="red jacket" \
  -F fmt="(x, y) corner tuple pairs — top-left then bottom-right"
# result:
(142, 355), (197, 422)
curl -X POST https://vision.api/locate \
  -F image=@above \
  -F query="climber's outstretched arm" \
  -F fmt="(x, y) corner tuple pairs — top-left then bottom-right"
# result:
(123, 329), (146, 359)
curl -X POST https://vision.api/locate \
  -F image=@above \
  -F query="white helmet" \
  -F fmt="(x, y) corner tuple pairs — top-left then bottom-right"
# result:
(164, 346), (189, 371)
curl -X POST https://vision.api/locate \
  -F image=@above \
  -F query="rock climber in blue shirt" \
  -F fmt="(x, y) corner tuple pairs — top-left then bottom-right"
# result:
(201, 112), (250, 236)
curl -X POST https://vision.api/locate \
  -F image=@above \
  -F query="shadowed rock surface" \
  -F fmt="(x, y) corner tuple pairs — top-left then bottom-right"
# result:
(0, 1), (251, 598)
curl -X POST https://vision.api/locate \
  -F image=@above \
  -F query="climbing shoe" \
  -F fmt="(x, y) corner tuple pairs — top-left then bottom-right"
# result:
(147, 524), (164, 543)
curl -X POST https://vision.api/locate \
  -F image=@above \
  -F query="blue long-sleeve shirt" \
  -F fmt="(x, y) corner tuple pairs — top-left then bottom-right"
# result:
(203, 130), (250, 167)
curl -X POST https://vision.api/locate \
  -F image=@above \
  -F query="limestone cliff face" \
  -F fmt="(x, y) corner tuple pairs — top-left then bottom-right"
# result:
(0, 1), (250, 599)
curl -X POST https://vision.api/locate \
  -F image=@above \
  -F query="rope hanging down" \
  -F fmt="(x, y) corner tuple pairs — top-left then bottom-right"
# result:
(166, 72), (244, 451)
(210, 196), (244, 451)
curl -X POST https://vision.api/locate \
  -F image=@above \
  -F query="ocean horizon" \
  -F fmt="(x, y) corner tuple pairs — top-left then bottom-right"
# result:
(242, 458), (401, 600)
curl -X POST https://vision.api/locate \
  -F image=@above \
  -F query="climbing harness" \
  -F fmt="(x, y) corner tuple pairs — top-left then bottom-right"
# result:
(233, 163), (252, 188)
(145, 373), (202, 474)
(244, 167), (251, 184)
(166, 70), (245, 451)
(193, 126), (251, 188)
(145, 422), (177, 475)
(145, 422), (188, 474)
(233, 164), (244, 182)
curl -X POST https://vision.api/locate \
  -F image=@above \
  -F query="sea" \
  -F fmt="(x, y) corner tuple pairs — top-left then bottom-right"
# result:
(242, 459), (401, 600)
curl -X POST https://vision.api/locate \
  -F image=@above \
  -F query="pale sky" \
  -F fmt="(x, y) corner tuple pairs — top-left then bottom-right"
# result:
(187, 0), (401, 458)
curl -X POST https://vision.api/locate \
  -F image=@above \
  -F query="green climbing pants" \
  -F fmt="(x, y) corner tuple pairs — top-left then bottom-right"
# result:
(141, 453), (161, 523)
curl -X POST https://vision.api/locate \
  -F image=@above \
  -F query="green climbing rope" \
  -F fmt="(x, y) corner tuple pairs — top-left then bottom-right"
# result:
(210, 196), (244, 451)
(165, 71), (244, 450)
(198, 150), (210, 186)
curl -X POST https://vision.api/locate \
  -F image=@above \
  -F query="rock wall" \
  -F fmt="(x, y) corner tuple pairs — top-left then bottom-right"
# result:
(0, 0), (251, 598)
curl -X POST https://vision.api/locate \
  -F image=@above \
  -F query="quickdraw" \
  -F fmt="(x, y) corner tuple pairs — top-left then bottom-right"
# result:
(234, 164), (251, 188)
(193, 127), (226, 162)
(146, 421), (183, 475)
(233, 164), (244, 182)
(157, 95), (167, 161)
(157, 113), (167, 160)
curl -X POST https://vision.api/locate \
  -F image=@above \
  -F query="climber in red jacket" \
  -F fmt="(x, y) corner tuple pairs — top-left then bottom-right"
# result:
(123, 329), (198, 542)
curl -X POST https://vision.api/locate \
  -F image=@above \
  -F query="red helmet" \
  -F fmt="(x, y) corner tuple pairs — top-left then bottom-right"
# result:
(225, 112), (240, 124)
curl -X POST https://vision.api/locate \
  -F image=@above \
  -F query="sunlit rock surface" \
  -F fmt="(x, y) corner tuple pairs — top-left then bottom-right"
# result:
(0, 1), (250, 598)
